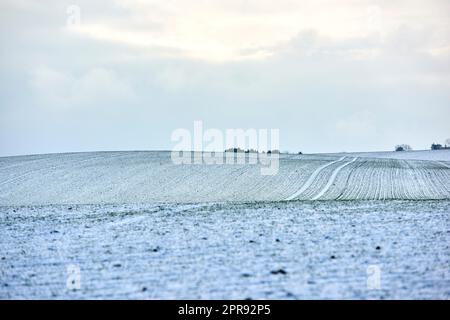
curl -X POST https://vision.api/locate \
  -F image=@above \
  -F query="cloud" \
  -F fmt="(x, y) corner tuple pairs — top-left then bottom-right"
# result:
(0, 0), (449, 155)
(30, 66), (136, 110)
(57, 0), (450, 63)
(336, 110), (377, 138)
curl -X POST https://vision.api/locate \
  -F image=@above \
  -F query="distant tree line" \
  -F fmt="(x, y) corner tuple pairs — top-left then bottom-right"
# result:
(224, 148), (280, 154)
(395, 138), (450, 151)
(430, 138), (450, 150)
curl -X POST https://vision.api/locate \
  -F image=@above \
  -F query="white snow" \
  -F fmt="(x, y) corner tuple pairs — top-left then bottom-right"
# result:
(322, 149), (450, 161)
(0, 151), (449, 205)
(1, 151), (449, 299)
(311, 157), (358, 200)
(284, 156), (345, 201)
(1, 200), (449, 299)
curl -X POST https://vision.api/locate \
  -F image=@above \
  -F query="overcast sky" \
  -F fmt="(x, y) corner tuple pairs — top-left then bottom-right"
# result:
(0, 0), (449, 156)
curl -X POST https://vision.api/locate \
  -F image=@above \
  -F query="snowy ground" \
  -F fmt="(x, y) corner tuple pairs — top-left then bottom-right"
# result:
(0, 151), (449, 299)
(0, 151), (449, 204)
(321, 149), (450, 161)
(0, 200), (449, 299)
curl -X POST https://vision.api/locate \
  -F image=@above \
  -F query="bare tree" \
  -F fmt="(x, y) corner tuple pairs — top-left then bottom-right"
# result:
(446, 138), (450, 147)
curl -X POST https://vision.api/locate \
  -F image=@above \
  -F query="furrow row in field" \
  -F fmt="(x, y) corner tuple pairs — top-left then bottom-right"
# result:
(333, 159), (450, 200)
(339, 159), (399, 200)
(407, 160), (450, 199)
(0, 153), (165, 205)
(0, 152), (134, 189)
(320, 158), (366, 200)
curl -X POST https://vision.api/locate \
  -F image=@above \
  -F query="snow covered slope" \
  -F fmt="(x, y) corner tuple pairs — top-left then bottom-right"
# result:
(0, 151), (449, 205)
(322, 149), (450, 161)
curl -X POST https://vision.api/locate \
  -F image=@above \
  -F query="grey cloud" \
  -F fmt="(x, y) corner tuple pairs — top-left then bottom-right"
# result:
(0, 1), (449, 156)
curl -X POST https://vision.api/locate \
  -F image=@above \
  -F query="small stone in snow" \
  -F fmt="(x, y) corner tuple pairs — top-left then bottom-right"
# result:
(286, 292), (295, 298)
(270, 269), (287, 275)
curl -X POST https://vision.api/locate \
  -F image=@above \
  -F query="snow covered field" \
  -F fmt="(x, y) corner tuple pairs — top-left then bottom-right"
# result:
(0, 151), (449, 299)
(0, 151), (449, 204)
(322, 149), (450, 162)
(1, 201), (449, 299)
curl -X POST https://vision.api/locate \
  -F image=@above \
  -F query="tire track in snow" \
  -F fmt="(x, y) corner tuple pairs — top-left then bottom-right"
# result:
(284, 157), (346, 201)
(435, 161), (450, 169)
(311, 157), (358, 200)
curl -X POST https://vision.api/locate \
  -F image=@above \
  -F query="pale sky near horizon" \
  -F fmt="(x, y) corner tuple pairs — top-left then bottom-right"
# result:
(0, 0), (449, 156)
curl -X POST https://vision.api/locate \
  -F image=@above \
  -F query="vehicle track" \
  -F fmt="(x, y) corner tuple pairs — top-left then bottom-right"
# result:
(311, 157), (358, 200)
(284, 157), (345, 201)
(435, 161), (450, 169)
